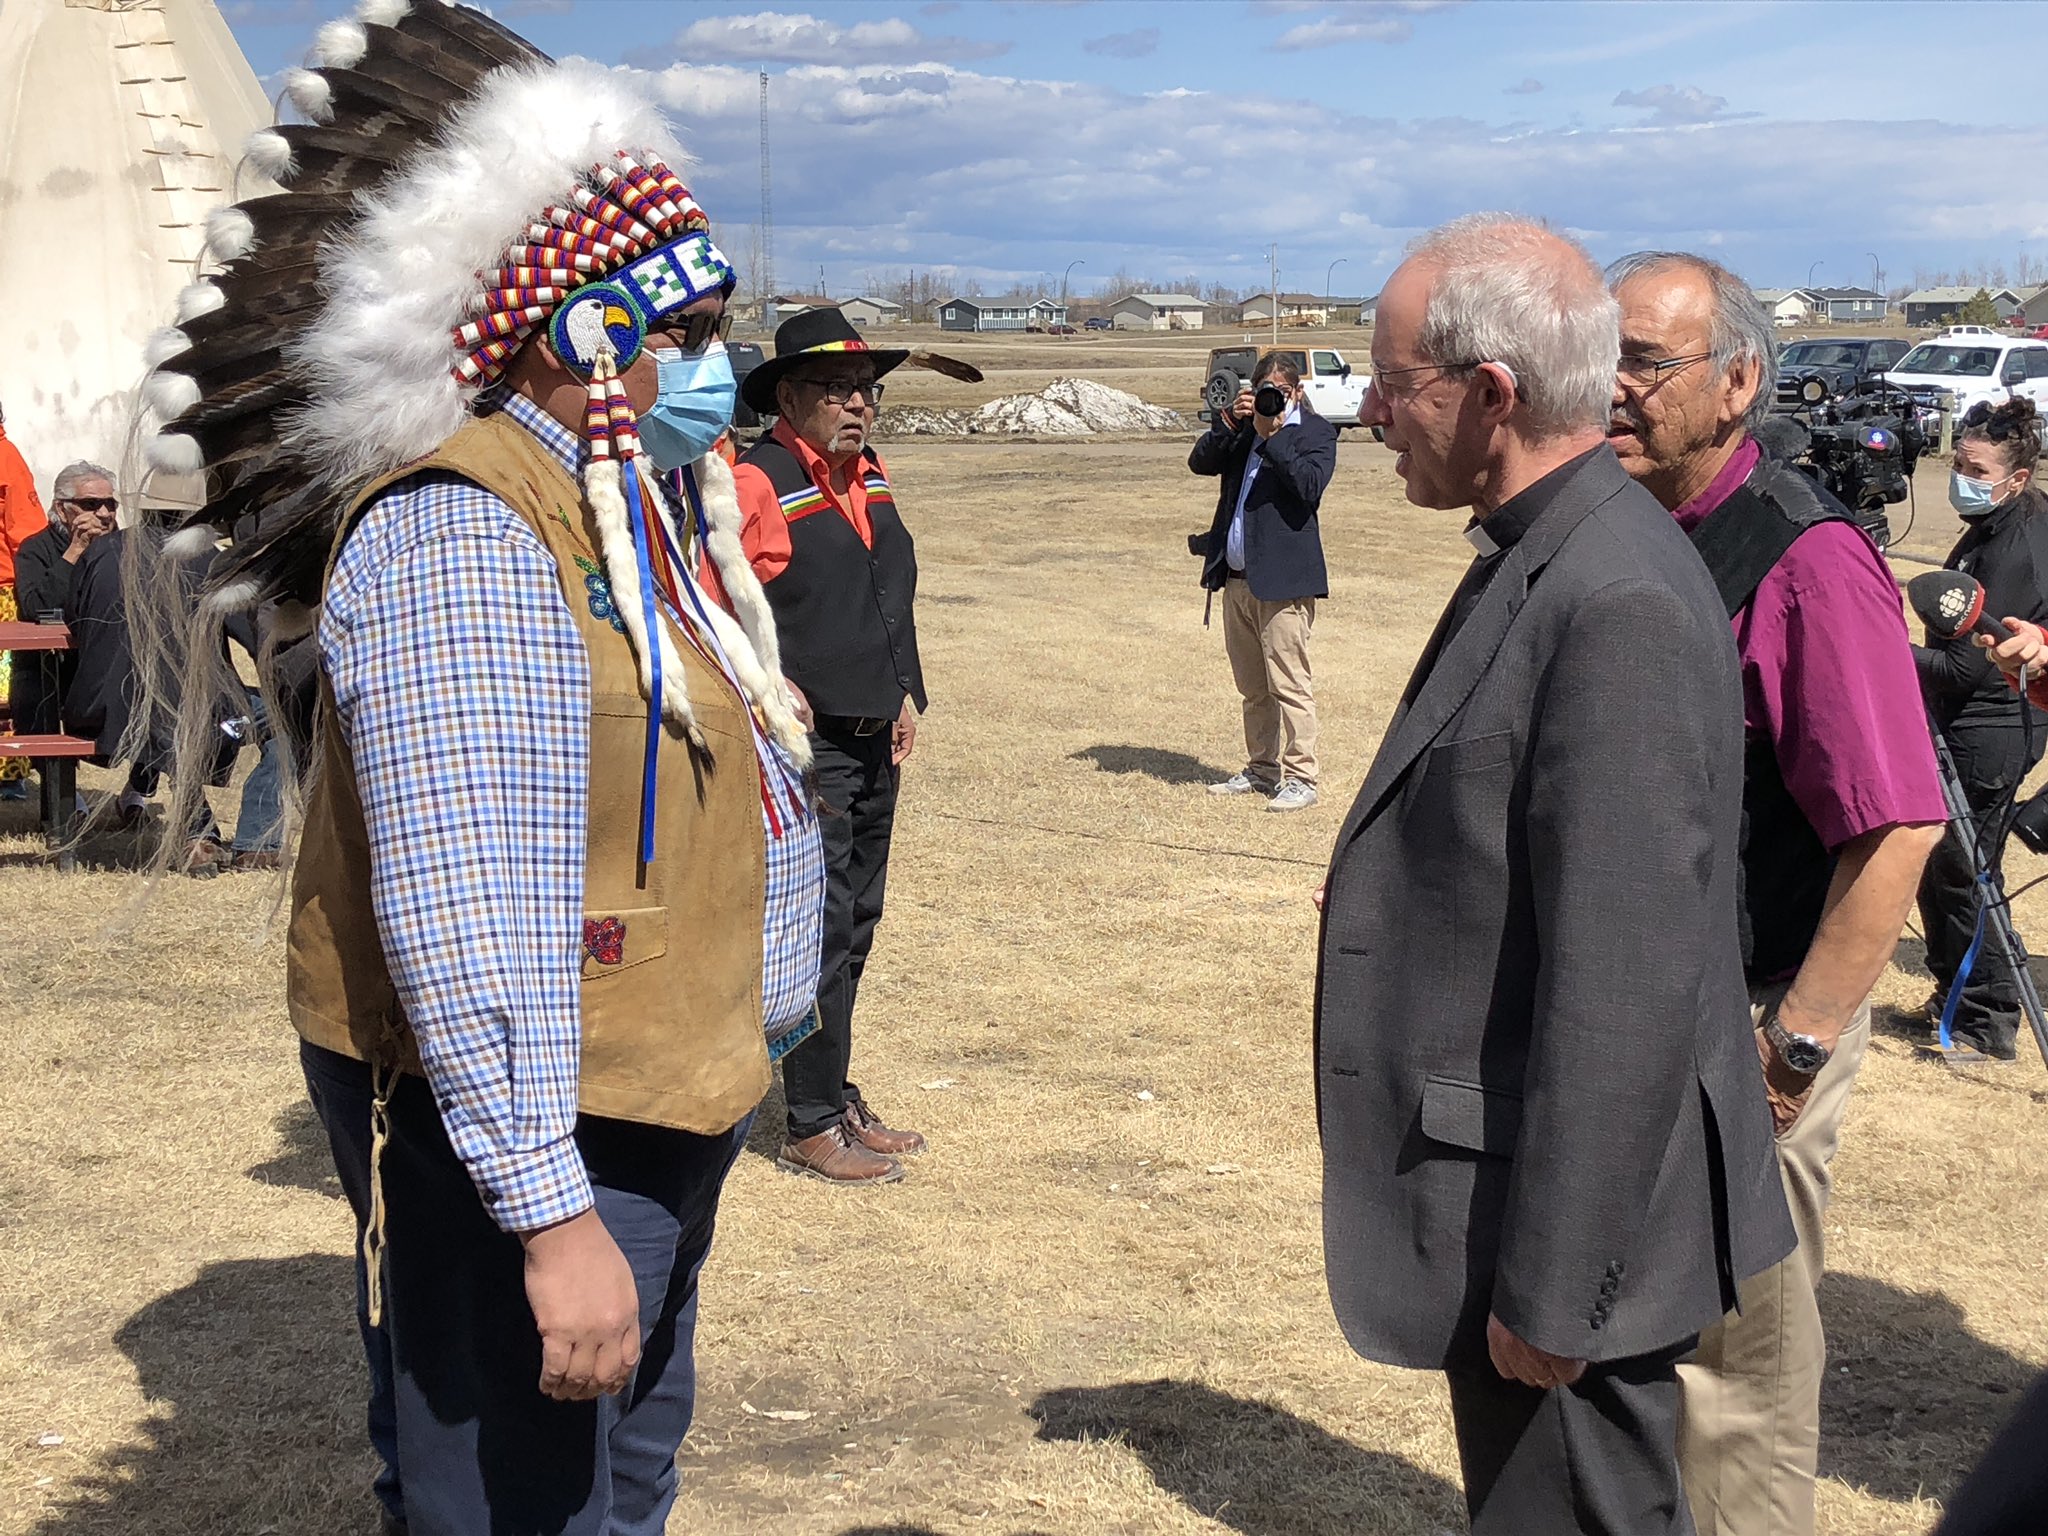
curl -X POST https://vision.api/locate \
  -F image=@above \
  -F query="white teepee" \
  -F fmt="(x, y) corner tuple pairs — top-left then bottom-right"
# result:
(0, 0), (274, 498)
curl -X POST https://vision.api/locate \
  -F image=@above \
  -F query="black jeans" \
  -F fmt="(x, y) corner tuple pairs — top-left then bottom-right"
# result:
(1920, 722), (2044, 1055)
(781, 721), (900, 1140)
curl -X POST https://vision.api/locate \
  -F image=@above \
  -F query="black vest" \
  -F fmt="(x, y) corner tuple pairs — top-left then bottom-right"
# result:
(742, 435), (926, 720)
(1687, 453), (1854, 984)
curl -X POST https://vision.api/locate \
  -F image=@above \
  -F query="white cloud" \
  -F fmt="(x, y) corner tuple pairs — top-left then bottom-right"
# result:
(650, 10), (1009, 67)
(1613, 83), (1734, 123)
(1505, 77), (1543, 95)
(1084, 27), (1161, 59)
(1261, 0), (1462, 48)
(638, 59), (2048, 294)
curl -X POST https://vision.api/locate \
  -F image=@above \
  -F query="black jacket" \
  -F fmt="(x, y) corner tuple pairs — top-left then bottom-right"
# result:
(1316, 447), (1792, 1371)
(10, 523), (76, 735)
(1189, 409), (1336, 602)
(1916, 485), (2048, 732)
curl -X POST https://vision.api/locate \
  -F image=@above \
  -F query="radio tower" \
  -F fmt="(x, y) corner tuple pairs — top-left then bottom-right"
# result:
(757, 68), (774, 317)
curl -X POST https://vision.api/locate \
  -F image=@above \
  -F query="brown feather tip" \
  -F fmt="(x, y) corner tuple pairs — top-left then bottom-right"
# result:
(903, 350), (983, 383)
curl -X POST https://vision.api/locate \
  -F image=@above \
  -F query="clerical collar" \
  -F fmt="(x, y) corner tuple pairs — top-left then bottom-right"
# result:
(1463, 447), (1602, 558)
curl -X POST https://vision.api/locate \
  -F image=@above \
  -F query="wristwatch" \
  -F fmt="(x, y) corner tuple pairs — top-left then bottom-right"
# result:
(1762, 1008), (1831, 1078)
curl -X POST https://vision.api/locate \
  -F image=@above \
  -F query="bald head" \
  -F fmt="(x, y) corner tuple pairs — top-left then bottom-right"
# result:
(1399, 213), (1620, 439)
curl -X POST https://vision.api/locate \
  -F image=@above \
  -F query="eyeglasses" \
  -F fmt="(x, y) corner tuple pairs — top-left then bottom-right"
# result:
(793, 375), (885, 406)
(60, 497), (118, 513)
(649, 311), (732, 353)
(1616, 351), (1713, 386)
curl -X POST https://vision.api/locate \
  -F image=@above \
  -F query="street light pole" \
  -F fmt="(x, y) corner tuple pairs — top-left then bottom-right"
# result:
(1326, 257), (1347, 327)
(1866, 251), (1883, 311)
(1270, 244), (1280, 347)
(1061, 258), (1083, 340)
(1807, 260), (1824, 324)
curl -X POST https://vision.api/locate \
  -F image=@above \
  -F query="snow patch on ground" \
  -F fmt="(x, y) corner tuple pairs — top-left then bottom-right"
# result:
(875, 377), (1185, 439)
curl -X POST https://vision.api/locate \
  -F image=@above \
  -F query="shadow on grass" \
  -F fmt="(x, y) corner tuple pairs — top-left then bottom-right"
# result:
(1029, 1378), (1462, 1535)
(246, 1098), (343, 1198)
(1070, 745), (1232, 787)
(28, 1255), (372, 1535)
(1821, 1271), (2038, 1506)
(742, 1075), (789, 1163)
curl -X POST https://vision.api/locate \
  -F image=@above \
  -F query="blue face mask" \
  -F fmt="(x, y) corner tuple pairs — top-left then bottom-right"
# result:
(638, 341), (736, 471)
(1950, 468), (2015, 519)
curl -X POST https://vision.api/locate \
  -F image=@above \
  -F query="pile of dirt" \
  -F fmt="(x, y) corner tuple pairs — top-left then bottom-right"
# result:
(875, 377), (1185, 440)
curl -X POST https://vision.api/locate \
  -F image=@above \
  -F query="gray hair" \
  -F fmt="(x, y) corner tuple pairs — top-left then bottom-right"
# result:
(1406, 213), (1620, 438)
(50, 460), (116, 522)
(1605, 250), (1778, 436)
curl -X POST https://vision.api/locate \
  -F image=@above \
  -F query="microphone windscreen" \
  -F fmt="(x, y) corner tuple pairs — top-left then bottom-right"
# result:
(1908, 569), (1987, 639)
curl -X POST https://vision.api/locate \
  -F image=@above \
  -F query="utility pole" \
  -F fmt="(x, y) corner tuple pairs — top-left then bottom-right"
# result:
(757, 69), (773, 320)
(1269, 244), (1279, 346)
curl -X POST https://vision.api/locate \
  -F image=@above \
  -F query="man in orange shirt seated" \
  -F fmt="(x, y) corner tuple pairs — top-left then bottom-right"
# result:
(725, 310), (929, 1185)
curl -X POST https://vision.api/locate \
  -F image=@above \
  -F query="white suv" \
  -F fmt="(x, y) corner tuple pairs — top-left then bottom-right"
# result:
(1880, 336), (2048, 431)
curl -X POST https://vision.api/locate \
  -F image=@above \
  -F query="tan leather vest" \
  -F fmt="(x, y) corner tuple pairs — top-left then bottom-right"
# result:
(286, 412), (770, 1135)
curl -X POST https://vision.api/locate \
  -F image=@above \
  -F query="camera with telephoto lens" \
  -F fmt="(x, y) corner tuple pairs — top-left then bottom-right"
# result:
(1254, 382), (1289, 420)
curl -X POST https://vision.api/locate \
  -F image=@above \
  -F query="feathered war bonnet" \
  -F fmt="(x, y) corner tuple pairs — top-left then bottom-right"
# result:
(141, 0), (811, 846)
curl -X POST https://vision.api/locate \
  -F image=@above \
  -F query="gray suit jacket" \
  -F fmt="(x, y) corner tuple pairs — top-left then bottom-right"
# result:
(1316, 447), (1795, 1370)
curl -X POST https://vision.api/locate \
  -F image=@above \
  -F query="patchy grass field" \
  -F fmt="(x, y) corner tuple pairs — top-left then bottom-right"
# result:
(2, 409), (2043, 1535)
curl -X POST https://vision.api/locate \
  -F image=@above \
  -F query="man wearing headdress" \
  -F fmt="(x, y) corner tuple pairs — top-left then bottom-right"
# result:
(137, 4), (822, 1528)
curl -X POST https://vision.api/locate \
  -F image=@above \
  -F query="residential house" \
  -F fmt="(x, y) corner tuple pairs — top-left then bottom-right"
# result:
(1240, 292), (1328, 326)
(1351, 294), (1380, 327)
(1108, 292), (1206, 330)
(764, 293), (838, 326)
(1806, 286), (1885, 324)
(1901, 286), (2024, 328)
(837, 295), (903, 327)
(1753, 288), (1816, 325)
(2019, 286), (2048, 328)
(938, 295), (1068, 332)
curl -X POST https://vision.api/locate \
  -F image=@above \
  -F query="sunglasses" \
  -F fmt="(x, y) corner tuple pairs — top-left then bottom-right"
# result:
(649, 311), (732, 353)
(62, 497), (118, 513)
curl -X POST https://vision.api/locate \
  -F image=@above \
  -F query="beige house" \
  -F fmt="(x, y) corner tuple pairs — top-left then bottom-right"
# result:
(1108, 292), (1205, 330)
(763, 293), (838, 326)
(837, 295), (902, 327)
(1240, 292), (1328, 326)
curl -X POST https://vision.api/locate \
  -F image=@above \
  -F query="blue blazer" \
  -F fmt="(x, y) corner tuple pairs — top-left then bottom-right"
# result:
(1190, 409), (1337, 602)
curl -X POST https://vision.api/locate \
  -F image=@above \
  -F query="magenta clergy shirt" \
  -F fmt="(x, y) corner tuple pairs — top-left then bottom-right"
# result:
(1672, 438), (1945, 851)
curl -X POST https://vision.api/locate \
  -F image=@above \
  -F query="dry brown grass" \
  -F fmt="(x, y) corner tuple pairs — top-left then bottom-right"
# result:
(3, 417), (2044, 1536)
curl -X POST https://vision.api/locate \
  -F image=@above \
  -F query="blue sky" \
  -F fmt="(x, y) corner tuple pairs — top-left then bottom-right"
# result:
(222, 0), (2048, 300)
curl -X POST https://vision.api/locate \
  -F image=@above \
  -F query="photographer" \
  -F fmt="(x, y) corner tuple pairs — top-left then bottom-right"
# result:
(1188, 354), (1337, 813)
(1914, 398), (2048, 1064)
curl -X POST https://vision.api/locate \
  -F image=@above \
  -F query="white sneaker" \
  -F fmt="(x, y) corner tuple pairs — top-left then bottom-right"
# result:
(1208, 772), (1277, 797)
(1266, 780), (1319, 812)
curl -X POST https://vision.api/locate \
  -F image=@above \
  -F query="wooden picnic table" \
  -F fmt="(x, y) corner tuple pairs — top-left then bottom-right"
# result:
(1, 621), (98, 868)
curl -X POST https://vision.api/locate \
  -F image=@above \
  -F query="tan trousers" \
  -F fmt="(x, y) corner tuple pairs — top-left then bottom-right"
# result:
(1221, 576), (1319, 788)
(1676, 991), (1872, 1536)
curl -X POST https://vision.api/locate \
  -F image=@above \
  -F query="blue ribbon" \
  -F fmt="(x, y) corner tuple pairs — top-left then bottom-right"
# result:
(1937, 869), (1994, 1051)
(619, 460), (663, 865)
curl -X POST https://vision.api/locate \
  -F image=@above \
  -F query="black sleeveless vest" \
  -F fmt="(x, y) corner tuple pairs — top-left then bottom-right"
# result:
(1687, 453), (1855, 984)
(740, 434), (926, 721)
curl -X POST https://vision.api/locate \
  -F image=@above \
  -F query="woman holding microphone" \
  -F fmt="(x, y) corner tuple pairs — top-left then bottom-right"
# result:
(1915, 398), (2048, 1062)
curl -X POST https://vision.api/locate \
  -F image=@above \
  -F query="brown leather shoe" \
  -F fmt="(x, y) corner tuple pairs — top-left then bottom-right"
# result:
(844, 1098), (926, 1157)
(777, 1124), (904, 1184)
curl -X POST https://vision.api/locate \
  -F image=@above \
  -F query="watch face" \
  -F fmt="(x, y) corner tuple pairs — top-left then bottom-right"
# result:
(1780, 1032), (1828, 1075)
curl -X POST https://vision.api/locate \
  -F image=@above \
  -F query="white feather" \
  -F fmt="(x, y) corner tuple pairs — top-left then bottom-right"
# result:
(244, 128), (295, 181)
(204, 206), (257, 261)
(583, 458), (704, 748)
(315, 19), (368, 68)
(286, 69), (333, 123)
(175, 281), (224, 323)
(203, 579), (263, 616)
(144, 371), (202, 420)
(144, 327), (193, 367)
(289, 59), (689, 489)
(162, 525), (221, 561)
(147, 433), (205, 474)
(357, 0), (411, 24)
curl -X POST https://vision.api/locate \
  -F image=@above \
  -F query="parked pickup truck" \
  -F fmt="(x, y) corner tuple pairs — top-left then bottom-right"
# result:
(1199, 343), (1368, 427)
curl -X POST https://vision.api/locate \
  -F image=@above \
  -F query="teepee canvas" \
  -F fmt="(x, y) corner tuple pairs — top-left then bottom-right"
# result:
(0, 0), (273, 495)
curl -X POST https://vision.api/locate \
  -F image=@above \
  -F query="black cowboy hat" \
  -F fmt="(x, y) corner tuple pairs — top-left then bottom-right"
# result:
(740, 308), (911, 415)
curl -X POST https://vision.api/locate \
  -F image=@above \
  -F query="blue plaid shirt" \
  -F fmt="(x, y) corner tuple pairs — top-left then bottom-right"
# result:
(322, 393), (823, 1233)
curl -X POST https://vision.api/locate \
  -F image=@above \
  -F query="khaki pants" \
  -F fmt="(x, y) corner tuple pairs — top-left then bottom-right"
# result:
(1676, 991), (1872, 1536)
(1221, 576), (1319, 788)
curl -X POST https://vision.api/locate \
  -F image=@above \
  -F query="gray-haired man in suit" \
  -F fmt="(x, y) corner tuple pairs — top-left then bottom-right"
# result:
(1316, 213), (1794, 1535)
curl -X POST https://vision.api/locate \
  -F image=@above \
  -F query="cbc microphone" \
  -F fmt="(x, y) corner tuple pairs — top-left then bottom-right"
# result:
(1908, 570), (2009, 643)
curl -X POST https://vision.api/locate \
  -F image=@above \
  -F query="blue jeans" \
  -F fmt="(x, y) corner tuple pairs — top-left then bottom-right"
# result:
(298, 1041), (404, 1526)
(231, 690), (283, 854)
(380, 1068), (752, 1536)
